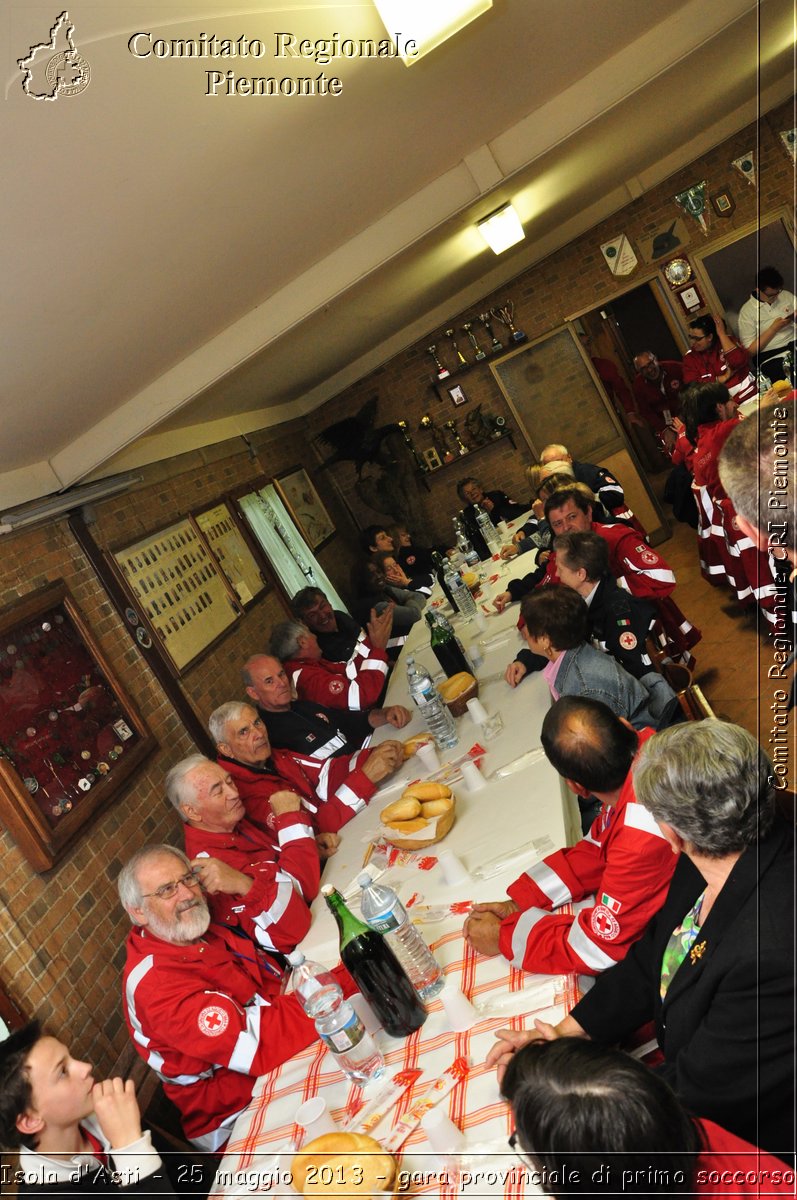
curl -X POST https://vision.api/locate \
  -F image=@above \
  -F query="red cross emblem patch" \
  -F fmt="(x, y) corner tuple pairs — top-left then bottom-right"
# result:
(590, 905), (620, 941)
(619, 631), (638, 650)
(198, 1005), (229, 1036)
(329, 679), (345, 694)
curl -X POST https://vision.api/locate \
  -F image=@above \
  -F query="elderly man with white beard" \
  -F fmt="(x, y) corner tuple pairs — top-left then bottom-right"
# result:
(119, 844), (354, 1152)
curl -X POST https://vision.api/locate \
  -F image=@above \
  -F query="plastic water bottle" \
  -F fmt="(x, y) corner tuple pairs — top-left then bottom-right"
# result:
(406, 656), (458, 750)
(444, 563), (478, 618)
(287, 950), (385, 1084)
(474, 504), (501, 555)
(757, 369), (772, 395)
(357, 873), (444, 999)
(454, 525), (480, 570)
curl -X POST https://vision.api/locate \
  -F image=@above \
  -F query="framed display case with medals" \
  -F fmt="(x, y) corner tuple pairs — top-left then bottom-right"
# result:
(0, 581), (156, 872)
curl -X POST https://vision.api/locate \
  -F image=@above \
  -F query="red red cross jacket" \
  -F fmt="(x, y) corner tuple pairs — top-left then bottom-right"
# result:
(498, 729), (677, 975)
(122, 923), (354, 1151)
(285, 647), (388, 710)
(219, 748), (377, 834)
(183, 810), (319, 954)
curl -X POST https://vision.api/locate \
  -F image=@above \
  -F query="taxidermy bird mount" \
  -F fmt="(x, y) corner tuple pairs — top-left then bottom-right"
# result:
(316, 397), (401, 478)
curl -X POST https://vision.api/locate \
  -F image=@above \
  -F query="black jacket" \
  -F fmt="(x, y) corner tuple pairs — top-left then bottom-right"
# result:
(571, 815), (795, 1157)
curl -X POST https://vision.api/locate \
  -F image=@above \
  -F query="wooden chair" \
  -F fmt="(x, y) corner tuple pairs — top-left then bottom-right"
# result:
(657, 660), (717, 722)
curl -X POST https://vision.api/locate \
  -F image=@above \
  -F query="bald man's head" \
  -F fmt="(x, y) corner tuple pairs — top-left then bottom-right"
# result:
(541, 696), (638, 794)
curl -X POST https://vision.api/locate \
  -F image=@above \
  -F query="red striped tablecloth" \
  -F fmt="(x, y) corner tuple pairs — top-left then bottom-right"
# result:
(212, 920), (580, 1199)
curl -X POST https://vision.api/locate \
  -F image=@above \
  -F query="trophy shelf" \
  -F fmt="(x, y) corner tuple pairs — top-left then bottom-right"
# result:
(415, 430), (516, 491)
(431, 345), (516, 399)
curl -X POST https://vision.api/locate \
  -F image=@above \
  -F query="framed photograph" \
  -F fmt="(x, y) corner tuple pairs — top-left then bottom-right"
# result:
(0, 581), (156, 872)
(638, 218), (689, 264)
(423, 447), (443, 471)
(274, 467), (336, 551)
(448, 384), (468, 406)
(112, 517), (241, 675)
(194, 501), (267, 608)
(710, 188), (735, 218)
(677, 284), (704, 313)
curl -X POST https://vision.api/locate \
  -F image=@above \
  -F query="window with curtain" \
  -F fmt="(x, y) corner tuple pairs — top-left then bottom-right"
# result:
(238, 485), (348, 612)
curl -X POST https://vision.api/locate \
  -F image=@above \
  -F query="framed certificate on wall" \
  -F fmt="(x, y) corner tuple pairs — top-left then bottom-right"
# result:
(112, 517), (241, 674)
(194, 501), (268, 608)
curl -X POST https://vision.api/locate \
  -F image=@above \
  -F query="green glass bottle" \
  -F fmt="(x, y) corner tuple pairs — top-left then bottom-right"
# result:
(322, 885), (427, 1037)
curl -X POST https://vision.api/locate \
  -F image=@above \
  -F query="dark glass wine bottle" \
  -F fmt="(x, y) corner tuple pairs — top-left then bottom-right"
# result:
(322, 886), (427, 1038)
(431, 550), (456, 610)
(426, 611), (471, 678)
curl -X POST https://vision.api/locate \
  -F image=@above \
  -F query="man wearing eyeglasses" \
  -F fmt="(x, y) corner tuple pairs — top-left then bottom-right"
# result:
(119, 844), (354, 1152)
(738, 266), (796, 384)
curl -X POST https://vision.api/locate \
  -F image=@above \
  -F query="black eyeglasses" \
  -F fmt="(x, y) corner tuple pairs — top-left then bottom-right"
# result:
(141, 869), (201, 901)
(688, 333), (709, 342)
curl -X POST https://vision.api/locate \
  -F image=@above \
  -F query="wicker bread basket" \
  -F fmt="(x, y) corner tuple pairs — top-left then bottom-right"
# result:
(381, 797), (456, 850)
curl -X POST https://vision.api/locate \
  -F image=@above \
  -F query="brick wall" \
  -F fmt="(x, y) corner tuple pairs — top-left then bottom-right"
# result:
(0, 99), (792, 1082)
(306, 100), (795, 546)
(0, 419), (359, 1077)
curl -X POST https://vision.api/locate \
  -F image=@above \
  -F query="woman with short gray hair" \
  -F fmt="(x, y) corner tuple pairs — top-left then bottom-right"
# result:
(486, 719), (794, 1159)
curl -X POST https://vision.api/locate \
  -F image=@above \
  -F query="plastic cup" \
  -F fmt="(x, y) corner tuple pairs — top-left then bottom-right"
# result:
(437, 848), (470, 886)
(465, 697), (489, 725)
(295, 1096), (337, 1140)
(439, 981), (479, 1032)
(416, 741), (441, 772)
(470, 611), (488, 633)
(461, 761), (486, 792)
(420, 1106), (467, 1153)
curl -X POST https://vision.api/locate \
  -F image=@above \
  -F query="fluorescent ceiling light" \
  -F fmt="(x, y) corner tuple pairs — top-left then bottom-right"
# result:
(0, 473), (142, 532)
(373, 0), (493, 65)
(477, 203), (525, 254)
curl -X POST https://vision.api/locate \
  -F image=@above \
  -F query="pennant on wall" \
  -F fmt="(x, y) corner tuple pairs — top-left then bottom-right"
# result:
(731, 151), (756, 188)
(778, 129), (796, 162)
(674, 180), (710, 236)
(600, 234), (638, 276)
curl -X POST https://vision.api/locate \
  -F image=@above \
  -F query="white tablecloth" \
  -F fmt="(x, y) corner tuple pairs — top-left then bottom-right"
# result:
(212, 530), (582, 1199)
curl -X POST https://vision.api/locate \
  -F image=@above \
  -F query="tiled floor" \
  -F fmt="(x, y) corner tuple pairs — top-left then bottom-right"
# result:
(649, 468), (794, 784)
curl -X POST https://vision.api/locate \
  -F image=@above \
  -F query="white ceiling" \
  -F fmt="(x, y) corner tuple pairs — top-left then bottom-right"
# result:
(3, 0), (795, 509)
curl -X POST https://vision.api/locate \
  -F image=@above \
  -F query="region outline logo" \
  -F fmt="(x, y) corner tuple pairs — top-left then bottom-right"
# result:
(18, 10), (90, 100)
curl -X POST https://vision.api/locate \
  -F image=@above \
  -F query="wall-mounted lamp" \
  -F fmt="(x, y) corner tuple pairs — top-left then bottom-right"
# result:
(477, 203), (525, 254)
(373, 0), (493, 65)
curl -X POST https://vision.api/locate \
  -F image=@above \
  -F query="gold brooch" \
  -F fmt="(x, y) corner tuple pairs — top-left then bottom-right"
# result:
(689, 941), (706, 964)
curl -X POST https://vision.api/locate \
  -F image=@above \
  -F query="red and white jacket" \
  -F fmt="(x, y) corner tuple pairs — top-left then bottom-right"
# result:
(682, 342), (757, 404)
(219, 748), (377, 834)
(285, 647), (389, 711)
(499, 729), (676, 975)
(183, 810), (318, 954)
(595, 522), (676, 600)
(122, 923), (353, 1151)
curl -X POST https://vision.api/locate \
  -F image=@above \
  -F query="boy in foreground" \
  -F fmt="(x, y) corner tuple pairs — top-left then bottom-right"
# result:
(0, 1021), (175, 1195)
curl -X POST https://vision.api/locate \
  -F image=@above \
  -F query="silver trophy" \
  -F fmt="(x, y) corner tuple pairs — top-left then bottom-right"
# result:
(478, 311), (504, 351)
(490, 300), (526, 343)
(462, 321), (486, 361)
(428, 344), (450, 380)
(445, 327), (468, 368)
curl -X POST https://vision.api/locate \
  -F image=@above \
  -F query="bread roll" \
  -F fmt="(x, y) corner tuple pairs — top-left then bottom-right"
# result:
(438, 672), (476, 701)
(384, 816), (429, 834)
(402, 733), (432, 758)
(421, 796), (454, 817)
(293, 1131), (395, 1197)
(380, 796), (421, 823)
(402, 781), (452, 801)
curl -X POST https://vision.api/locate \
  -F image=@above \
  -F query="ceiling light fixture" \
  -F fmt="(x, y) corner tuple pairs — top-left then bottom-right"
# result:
(373, 0), (493, 66)
(477, 203), (525, 254)
(0, 473), (142, 533)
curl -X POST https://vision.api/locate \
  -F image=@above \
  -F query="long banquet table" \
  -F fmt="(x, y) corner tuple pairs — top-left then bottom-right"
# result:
(212, 528), (582, 1198)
